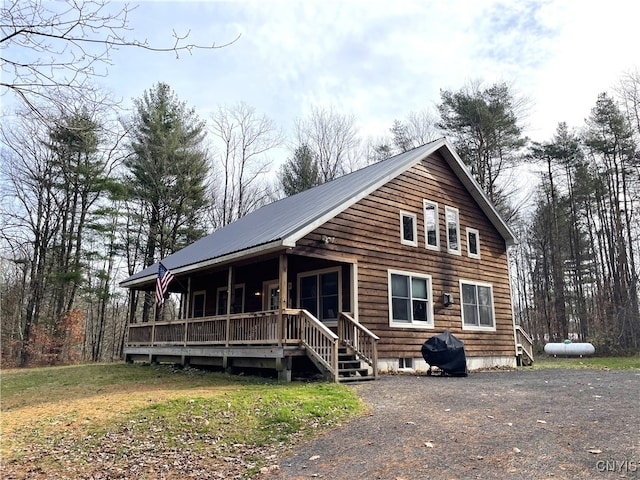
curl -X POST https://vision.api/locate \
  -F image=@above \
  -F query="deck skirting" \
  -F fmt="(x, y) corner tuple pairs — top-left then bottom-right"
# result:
(124, 345), (307, 381)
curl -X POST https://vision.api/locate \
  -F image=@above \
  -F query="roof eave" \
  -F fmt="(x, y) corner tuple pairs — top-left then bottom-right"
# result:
(120, 239), (291, 289)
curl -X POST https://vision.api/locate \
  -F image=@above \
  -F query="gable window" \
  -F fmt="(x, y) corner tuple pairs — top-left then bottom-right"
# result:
(467, 228), (480, 259)
(298, 268), (340, 323)
(216, 285), (245, 315)
(460, 280), (495, 330)
(423, 200), (439, 250)
(445, 206), (461, 255)
(192, 290), (206, 317)
(400, 211), (418, 247)
(388, 270), (433, 328)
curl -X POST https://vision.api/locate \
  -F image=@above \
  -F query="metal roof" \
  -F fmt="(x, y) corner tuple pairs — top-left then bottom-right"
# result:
(121, 138), (516, 288)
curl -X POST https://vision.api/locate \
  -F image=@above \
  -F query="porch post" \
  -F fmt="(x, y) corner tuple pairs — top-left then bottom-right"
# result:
(126, 289), (136, 349)
(185, 277), (192, 319)
(128, 289), (137, 324)
(351, 262), (359, 322)
(278, 253), (288, 346)
(225, 266), (233, 347)
(183, 277), (191, 346)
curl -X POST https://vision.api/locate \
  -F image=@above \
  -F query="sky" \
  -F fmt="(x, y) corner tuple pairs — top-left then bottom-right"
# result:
(95, 0), (640, 144)
(4, 0), (640, 163)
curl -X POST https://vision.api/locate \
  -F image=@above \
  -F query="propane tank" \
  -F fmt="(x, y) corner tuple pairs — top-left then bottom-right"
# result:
(544, 340), (595, 356)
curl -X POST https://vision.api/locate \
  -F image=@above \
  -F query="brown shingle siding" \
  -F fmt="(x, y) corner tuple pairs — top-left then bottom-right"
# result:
(297, 152), (515, 358)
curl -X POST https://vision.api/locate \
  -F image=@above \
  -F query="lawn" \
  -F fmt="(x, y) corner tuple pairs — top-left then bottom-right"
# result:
(531, 354), (640, 370)
(3, 357), (637, 479)
(0, 363), (363, 479)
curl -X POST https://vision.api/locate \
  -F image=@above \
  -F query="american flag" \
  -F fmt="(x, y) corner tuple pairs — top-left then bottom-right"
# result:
(156, 262), (174, 306)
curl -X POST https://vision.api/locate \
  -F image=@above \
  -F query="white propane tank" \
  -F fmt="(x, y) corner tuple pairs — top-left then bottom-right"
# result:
(544, 340), (595, 357)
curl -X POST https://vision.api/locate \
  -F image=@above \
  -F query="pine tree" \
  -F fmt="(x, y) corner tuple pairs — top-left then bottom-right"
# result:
(124, 83), (210, 321)
(279, 144), (321, 196)
(438, 81), (527, 220)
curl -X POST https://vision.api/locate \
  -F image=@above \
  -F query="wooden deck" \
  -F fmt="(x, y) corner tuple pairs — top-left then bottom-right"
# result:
(125, 309), (379, 382)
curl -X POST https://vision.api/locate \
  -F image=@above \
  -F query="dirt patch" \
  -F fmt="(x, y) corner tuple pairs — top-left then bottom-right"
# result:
(1, 386), (237, 440)
(266, 369), (640, 480)
(0, 385), (244, 479)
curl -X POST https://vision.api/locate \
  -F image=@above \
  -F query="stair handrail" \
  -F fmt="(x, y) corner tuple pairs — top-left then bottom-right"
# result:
(296, 309), (339, 382)
(515, 325), (534, 364)
(338, 312), (379, 378)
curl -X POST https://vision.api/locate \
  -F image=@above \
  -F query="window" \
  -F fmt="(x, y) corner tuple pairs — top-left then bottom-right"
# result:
(423, 200), (439, 250)
(192, 290), (206, 317)
(445, 206), (461, 255)
(388, 270), (433, 328)
(460, 281), (495, 330)
(398, 358), (414, 369)
(400, 211), (418, 247)
(216, 285), (245, 315)
(467, 228), (480, 258)
(298, 268), (340, 322)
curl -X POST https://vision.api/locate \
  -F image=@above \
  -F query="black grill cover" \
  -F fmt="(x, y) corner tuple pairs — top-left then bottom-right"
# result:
(421, 331), (468, 376)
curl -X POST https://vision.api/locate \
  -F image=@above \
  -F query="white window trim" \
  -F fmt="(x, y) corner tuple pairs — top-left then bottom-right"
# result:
(192, 290), (206, 318)
(399, 210), (418, 247)
(297, 266), (342, 325)
(466, 227), (481, 259)
(445, 205), (461, 255)
(398, 358), (414, 370)
(388, 269), (434, 329)
(216, 284), (245, 315)
(459, 279), (496, 331)
(423, 200), (440, 251)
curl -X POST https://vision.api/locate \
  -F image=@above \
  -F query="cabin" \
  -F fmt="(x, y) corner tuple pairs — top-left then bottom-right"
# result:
(120, 138), (534, 382)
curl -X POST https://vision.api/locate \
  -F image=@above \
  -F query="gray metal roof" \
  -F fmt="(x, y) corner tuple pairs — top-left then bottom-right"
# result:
(121, 138), (516, 288)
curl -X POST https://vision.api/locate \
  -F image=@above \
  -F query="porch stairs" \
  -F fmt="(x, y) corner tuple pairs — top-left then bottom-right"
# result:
(337, 346), (375, 382)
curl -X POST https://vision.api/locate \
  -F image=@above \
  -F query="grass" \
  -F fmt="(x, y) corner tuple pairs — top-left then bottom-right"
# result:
(532, 354), (640, 370)
(0, 363), (364, 479)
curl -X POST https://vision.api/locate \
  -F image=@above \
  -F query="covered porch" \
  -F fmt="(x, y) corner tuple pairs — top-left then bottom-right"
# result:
(123, 252), (379, 382)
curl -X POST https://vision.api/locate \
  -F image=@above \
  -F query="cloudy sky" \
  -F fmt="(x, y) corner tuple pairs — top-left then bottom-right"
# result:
(4, 0), (639, 162)
(97, 0), (639, 147)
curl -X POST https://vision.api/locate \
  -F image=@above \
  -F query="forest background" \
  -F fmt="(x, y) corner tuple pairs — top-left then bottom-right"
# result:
(1, 1), (638, 366)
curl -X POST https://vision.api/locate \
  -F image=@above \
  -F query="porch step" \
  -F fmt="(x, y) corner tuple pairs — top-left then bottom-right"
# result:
(337, 347), (374, 382)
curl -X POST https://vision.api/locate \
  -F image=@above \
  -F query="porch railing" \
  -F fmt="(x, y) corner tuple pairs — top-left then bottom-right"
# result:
(126, 309), (339, 381)
(338, 312), (380, 378)
(127, 311), (279, 347)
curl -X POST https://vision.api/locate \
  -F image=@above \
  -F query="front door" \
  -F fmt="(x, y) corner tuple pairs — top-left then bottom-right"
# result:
(263, 281), (280, 311)
(299, 268), (340, 323)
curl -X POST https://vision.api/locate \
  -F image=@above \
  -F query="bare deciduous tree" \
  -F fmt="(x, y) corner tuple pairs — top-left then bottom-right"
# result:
(615, 68), (640, 140)
(209, 102), (282, 228)
(0, 99), (122, 365)
(365, 109), (439, 164)
(294, 105), (360, 182)
(1, 0), (237, 116)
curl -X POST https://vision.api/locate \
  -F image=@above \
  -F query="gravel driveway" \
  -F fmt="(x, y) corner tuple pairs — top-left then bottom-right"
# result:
(266, 369), (640, 480)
